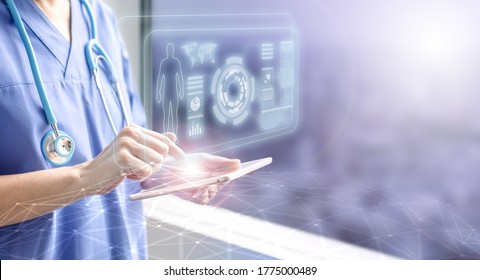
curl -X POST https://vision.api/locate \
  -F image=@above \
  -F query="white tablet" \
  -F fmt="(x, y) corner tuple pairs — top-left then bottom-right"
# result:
(129, 157), (272, 201)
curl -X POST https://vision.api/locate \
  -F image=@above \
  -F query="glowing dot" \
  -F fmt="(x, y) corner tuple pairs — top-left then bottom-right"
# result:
(156, 224), (162, 228)
(388, 234), (393, 237)
(195, 241), (200, 244)
(32, 203), (37, 206)
(314, 224), (318, 227)
(16, 203), (20, 206)
(81, 188), (85, 192)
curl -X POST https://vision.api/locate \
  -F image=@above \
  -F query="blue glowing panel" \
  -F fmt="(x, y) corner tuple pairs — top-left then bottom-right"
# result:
(144, 14), (298, 152)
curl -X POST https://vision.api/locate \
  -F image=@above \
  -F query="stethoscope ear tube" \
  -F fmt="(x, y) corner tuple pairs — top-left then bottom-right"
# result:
(86, 40), (132, 128)
(6, 0), (58, 127)
(79, 0), (97, 40)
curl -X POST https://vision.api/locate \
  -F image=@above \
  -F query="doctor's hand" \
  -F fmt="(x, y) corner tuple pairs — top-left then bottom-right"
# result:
(177, 153), (241, 204)
(143, 153), (241, 205)
(79, 125), (186, 196)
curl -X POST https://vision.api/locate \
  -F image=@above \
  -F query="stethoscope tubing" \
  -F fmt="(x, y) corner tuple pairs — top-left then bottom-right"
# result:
(5, 0), (58, 132)
(82, 0), (132, 129)
(79, 0), (97, 40)
(6, 0), (132, 166)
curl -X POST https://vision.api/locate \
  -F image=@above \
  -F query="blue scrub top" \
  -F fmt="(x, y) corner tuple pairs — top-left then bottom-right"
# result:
(0, 0), (148, 259)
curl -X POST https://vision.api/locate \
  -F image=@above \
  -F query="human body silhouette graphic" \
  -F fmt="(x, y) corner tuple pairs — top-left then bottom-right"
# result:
(156, 43), (184, 136)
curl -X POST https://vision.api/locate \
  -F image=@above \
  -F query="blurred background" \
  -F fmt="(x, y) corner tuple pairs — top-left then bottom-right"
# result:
(107, 0), (480, 259)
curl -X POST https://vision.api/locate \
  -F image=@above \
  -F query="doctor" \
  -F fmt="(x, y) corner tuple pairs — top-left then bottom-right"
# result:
(0, 0), (240, 259)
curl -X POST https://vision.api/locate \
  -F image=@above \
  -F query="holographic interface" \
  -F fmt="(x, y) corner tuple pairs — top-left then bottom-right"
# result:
(143, 14), (298, 153)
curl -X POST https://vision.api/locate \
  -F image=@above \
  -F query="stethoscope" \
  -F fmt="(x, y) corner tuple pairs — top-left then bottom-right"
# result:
(6, 0), (131, 166)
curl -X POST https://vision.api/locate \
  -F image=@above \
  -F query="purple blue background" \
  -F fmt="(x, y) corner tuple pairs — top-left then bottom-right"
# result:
(150, 0), (480, 259)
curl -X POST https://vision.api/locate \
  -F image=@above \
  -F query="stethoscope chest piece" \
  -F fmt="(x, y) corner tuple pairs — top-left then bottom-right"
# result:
(41, 130), (75, 166)
(7, 0), (130, 167)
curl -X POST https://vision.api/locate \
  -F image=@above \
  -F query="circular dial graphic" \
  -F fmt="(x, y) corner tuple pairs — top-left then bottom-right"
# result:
(211, 57), (255, 126)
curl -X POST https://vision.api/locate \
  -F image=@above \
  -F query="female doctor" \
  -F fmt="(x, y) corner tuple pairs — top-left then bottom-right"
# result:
(0, 0), (240, 259)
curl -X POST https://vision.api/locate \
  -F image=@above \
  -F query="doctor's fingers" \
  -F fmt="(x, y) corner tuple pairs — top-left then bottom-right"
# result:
(207, 184), (221, 200)
(129, 133), (172, 163)
(198, 154), (241, 172)
(126, 164), (155, 182)
(188, 187), (209, 205)
(118, 153), (156, 182)
(203, 185), (220, 205)
(126, 125), (186, 160)
(144, 132), (187, 163)
(114, 139), (165, 171)
(194, 185), (221, 205)
(154, 132), (186, 160)
(115, 128), (170, 158)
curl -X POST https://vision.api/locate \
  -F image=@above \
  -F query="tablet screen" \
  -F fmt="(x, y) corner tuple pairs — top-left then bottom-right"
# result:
(129, 157), (272, 200)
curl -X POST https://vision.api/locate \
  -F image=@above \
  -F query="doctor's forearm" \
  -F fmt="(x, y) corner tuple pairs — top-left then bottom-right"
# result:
(0, 126), (186, 227)
(0, 166), (89, 227)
